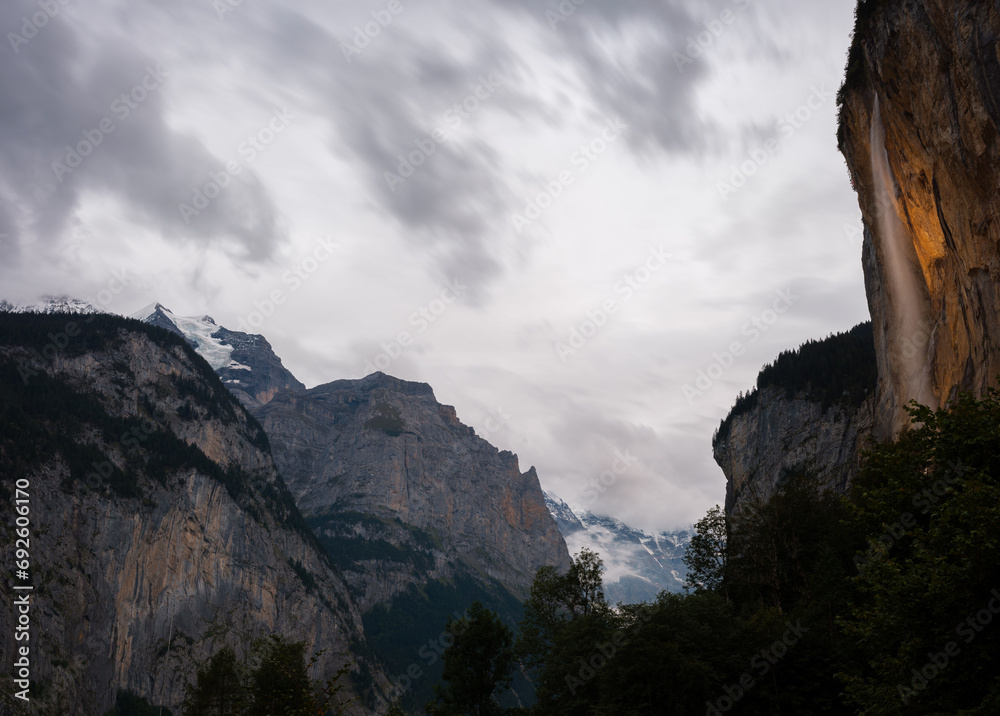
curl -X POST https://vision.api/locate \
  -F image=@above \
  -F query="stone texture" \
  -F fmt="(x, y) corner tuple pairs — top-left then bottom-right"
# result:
(214, 326), (306, 410)
(838, 0), (1000, 437)
(137, 303), (305, 410)
(713, 388), (876, 514)
(255, 372), (572, 607)
(0, 326), (389, 715)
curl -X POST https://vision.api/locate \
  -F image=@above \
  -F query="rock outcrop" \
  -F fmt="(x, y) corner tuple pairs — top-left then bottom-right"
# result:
(838, 0), (1000, 438)
(131, 304), (572, 708)
(255, 372), (572, 608)
(712, 323), (878, 514)
(713, 387), (876, 514)
(0, 314), (388, 715)
(134, 303), (305, 410)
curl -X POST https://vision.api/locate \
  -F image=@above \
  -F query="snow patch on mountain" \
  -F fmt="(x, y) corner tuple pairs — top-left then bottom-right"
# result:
(1, 296), (103, 314)
(544, 492), (692, 604)
(130, 303), (236, 371)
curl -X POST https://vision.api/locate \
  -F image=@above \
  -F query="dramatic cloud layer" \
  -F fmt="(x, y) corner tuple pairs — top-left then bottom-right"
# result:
(0, 0), (866, 531)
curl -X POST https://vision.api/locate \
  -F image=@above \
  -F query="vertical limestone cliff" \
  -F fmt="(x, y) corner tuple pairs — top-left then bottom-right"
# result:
(713, 387), (876, 514)
(0, 315), (389, 715)
(712, 323), (878, 514)
(838, 0), (1000, 438)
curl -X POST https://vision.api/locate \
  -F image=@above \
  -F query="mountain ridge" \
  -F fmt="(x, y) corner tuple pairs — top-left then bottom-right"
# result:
(0, 311), (390, 714)
(544, 492), (690, 604)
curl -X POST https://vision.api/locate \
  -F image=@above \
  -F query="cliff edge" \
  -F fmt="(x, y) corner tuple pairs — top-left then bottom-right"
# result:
(838, 0), (1000, 437)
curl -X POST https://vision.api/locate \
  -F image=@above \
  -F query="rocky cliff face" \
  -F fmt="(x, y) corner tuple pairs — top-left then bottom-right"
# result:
(0, 314), (388, 715)
(838, 0), (1000, 438)
(132, 303), (571, 708)
(256, 372), (572, 609)
(713, 387), (876, 514)
(712, 323), (878, 514)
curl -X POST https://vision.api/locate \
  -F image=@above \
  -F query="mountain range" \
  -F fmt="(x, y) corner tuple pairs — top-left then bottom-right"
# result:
(543, 493), (690, 604)
(0, 295), (696, 713)
(130, 300), (690, 607)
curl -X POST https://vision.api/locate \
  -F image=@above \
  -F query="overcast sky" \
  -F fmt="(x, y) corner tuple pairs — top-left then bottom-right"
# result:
(0, 0), (869, 533)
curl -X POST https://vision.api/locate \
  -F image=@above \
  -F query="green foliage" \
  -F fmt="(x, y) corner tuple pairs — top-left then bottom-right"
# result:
(840, 389), (1000, 714)
(426, 602), (516, 716)
(0, 312), (316, 547)
(362, 571), (525, 712)
(318, 535), (434, 573)
(509, 483), (868, 714)
(183, 647), (248, 716)
(365, 404), (405, 436)
(287, 559), (318, 593)
(592, 592), (745, 716)
(726, 475), (860, 614)
(515, 549), (618, 714)
(103, 690), (172, 716)
(183, 638), (354, 716)
(247, 638), (315, 716)
(714, 322), (876, 447)
(683, 505), (729, 596)
(509, 388), (1000, 714)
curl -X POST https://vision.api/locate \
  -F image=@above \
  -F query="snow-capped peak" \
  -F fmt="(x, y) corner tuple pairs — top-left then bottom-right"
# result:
(131, 303), (237, 371)
(543, 491), (693, 603)
(131, 302), (163, 322)
(1, 296), (103, 315)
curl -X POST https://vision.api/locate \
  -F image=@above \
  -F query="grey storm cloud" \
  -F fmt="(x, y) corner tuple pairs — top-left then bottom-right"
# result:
(498, 0), (745, 154)
(0, 0), (283, 264)
(202, 0), (747, 290)
(221, 3), (527, 292)
(0, 0), (865, 531)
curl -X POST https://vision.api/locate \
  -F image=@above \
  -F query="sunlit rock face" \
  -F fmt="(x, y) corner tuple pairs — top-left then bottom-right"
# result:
(838, 0), (1000, 438)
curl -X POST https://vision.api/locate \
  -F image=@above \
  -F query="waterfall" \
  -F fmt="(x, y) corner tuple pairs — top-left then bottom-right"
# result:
(869, 96), (937, 409)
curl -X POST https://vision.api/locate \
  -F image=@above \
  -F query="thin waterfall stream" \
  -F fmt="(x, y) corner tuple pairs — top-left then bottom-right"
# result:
(869, 95), (937, 409)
